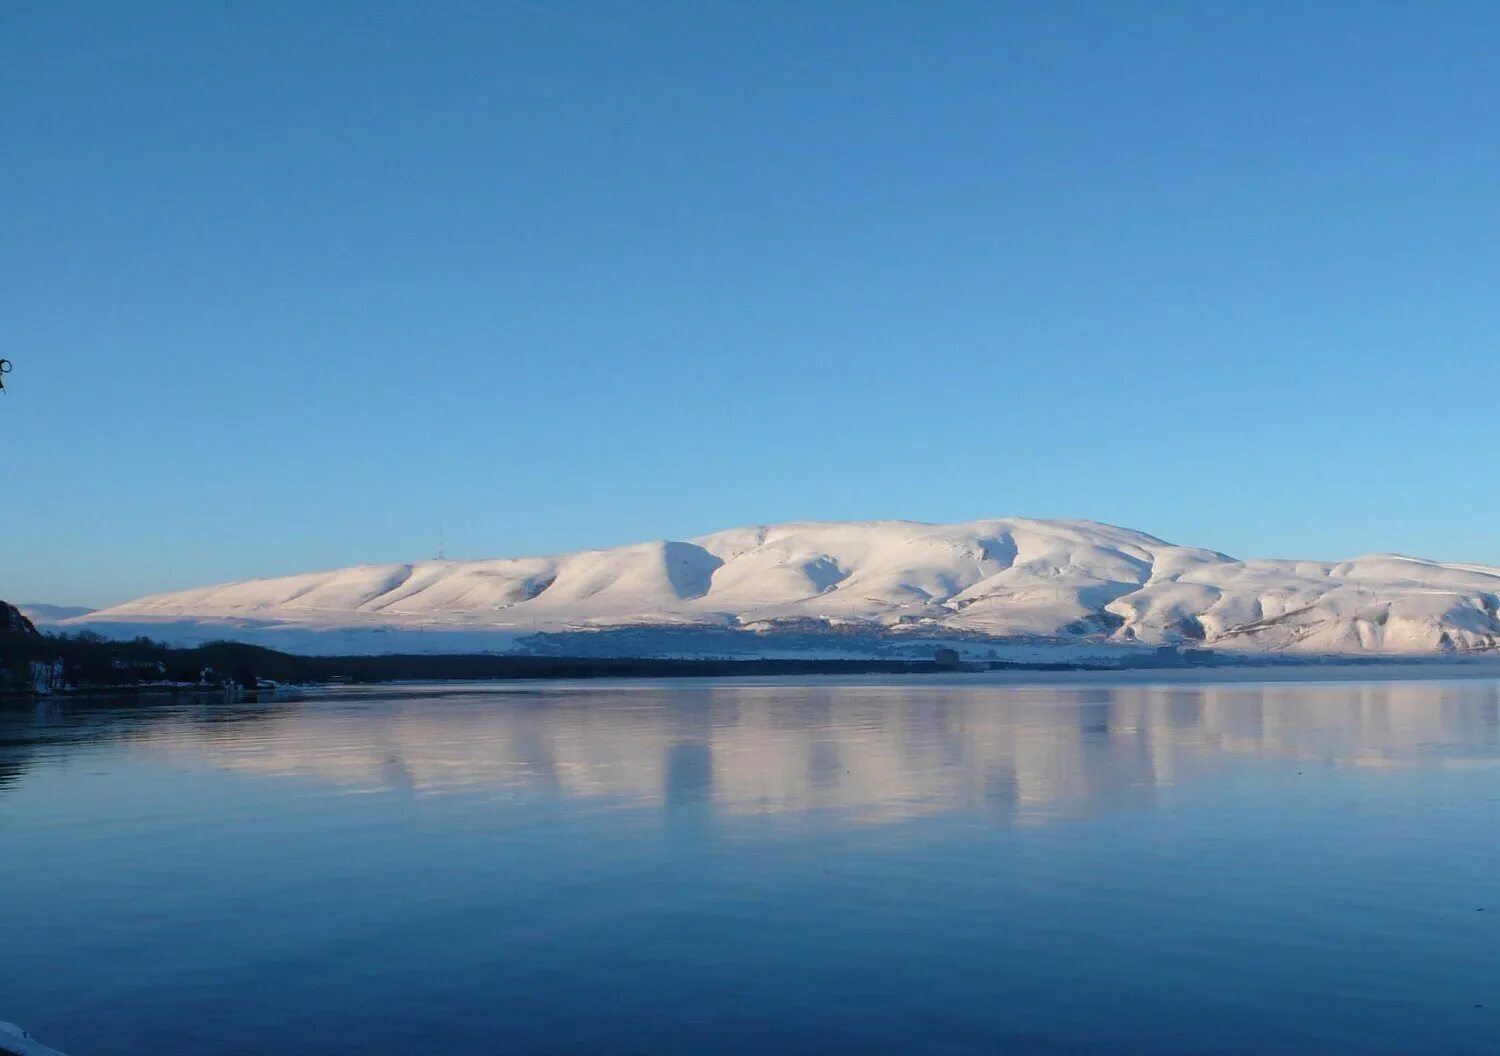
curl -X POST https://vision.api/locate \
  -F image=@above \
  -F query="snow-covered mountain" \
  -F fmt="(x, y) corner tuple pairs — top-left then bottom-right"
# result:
(64, 518), (1500, 658)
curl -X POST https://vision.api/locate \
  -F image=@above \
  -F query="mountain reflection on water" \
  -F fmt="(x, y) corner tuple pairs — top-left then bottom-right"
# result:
(8, 675), (1500, 822)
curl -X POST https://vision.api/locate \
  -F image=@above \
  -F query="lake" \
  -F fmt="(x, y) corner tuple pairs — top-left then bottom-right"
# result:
(4, 674), (1500, 1054)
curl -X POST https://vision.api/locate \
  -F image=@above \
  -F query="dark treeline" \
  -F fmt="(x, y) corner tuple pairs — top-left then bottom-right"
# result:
(3, 600), (1265, 699)
(1, 613), (1002, 696)
(1, 622), (302, 692)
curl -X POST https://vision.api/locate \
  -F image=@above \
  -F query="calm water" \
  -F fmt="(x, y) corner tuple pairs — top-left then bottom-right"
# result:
(5, 674), (1500, 1055)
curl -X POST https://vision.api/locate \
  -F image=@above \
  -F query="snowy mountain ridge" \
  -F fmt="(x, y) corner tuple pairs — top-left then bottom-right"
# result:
(64, 518), (1500, 657)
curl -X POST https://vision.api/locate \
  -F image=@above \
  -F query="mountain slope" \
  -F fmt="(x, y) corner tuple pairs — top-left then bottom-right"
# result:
(69, 518), (1500, 657)
(1, 600), (41, 637)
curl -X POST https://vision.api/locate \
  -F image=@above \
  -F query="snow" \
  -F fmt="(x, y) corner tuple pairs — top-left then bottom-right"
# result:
(62, 517), (1500, 657)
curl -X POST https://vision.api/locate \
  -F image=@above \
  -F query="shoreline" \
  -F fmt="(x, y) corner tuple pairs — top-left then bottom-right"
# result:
(9, 655), (1500, 704)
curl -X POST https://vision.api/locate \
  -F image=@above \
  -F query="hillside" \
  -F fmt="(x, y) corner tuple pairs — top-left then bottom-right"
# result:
(61, 518), (1500, 658)
(1, 601), (40, 637)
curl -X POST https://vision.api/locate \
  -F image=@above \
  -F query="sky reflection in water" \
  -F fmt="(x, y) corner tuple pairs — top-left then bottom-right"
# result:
(4, 674), (1500, 1055)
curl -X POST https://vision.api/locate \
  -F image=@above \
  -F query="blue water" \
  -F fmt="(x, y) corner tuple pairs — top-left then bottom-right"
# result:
(5, 675), (1500, 1055)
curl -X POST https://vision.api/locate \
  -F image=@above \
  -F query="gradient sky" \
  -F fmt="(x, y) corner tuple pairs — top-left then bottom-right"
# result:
(6, 1), (1500, 607)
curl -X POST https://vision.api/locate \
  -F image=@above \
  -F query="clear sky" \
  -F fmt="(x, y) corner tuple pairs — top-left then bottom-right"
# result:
(5, 1), (1499, 607)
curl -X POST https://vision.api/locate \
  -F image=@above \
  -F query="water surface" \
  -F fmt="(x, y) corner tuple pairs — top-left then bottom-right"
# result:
(4, 674), (1500, 1054)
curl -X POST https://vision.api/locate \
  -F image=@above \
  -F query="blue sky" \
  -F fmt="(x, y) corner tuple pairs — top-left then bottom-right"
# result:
(6, 1), (1500, 607)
